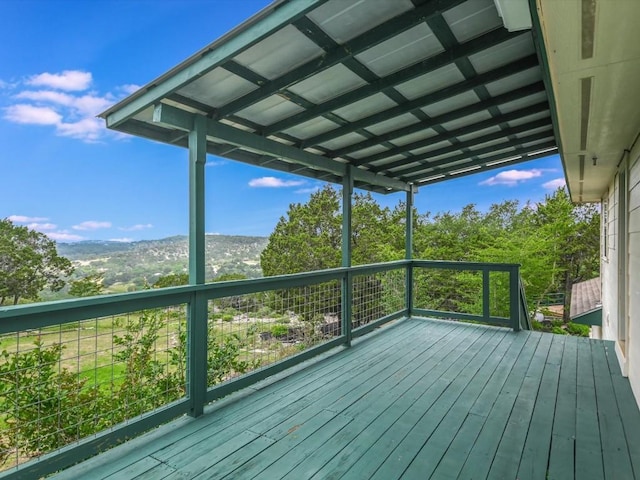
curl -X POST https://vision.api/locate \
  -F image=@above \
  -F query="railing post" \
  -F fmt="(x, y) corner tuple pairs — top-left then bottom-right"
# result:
(342, 166), (353, 346)
(405, 185), (415, 317)
(510, 265), (520, 331)
(188, 292), (208, 417)
(482, 267), (490, 322)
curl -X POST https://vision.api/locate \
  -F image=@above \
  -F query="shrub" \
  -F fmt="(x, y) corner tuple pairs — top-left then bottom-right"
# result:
(566, 322), (590, 337)
(270, 324), (289, 338)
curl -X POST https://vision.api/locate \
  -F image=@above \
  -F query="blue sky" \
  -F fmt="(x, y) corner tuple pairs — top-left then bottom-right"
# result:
(0, 0), (565, 243)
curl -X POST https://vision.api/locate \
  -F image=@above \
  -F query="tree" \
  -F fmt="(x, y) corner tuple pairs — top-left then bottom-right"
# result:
(69, 274), (104, 297)
(260, 186), (407, 328)
(152, 273), (189, 288)
(534, 188), (600, 320)
(0, 219), (74, 305)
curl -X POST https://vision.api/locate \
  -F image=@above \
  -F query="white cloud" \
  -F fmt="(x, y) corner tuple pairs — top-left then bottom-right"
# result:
(295, 186), (321, 194)
(72, 220), (112, 231)
(8, 215), (49, 223)
(57, 117), (105, 142)
(4, 104), (62, 125)
(479, 169), (543, 187)
(249, 176), (305, 188)
(119, 223), (153, 231)
(47, 232), (85, 242)
(542, 178), (566, 190)
(1, 70), (137, 142)
(118, 84), (141, 95)
(206, 160), (226, 167)
(27, 70), (92, 91)
(27, 222), (57, 231)
(109, 237), (134, 243)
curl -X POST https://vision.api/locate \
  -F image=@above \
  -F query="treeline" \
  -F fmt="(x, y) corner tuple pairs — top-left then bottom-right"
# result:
(261, 185), (600, 321)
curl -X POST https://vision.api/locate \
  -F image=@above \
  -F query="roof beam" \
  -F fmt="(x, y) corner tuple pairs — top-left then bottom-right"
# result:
(333, 81), (545, 158)
(412, 141), (558, 186)
(153, 103), (410, 192)
(302, 54), (539, 149)
(263, 28), (523, 136)
(388, 119), (552, 177)
(103, 0), (326, 128)
(359, 100), (549, 169)
(214, 0), (465, 120)
(399, 130), (555, 179)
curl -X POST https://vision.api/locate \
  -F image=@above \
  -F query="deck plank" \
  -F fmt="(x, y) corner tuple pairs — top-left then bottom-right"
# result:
(47, 319), (640, 480)
(547, 335), (578, 480)
(517, 334), (565, 480)
(399, 329), (516, 479)
(429, 329), (529, 479)
(486, 332), (553, 479)
(591, 340), (635, 480)
(366, 328), (506, 479)
(575, 337), (605, 480)
(604, 341), (640, 477)
(280, 322), (481, 479)
(456, 331), (542, 480)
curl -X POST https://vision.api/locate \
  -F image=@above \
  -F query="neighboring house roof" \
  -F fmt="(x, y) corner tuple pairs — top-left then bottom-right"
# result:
(570, 277), (601, 318)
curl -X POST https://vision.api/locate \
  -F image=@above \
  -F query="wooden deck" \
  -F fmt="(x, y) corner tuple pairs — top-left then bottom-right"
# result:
(52, 318), (640, 480)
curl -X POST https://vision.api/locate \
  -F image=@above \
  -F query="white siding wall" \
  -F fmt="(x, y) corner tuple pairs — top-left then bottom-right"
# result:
(601, 177), (619, 342)
(628, 150), (640, 403)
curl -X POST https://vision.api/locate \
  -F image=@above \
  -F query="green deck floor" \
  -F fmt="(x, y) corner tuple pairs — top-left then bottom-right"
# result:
(52, 318), (640, 480)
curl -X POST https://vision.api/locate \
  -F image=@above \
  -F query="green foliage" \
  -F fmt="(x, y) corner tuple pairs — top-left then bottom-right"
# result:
(207, 330), (259, 385)
(260, 186), (599, 328)
(566, 322), (590, 337)
(551, 326), (568, 335)
(0, 218), (74, 305)
(270, 324), (289, 337)
(0, 341), (108, 462)
(69, 273), (104, 297)
(153, 273), (189, 288)
(261, 186), (409, 327)
(0, 308), (257, 463)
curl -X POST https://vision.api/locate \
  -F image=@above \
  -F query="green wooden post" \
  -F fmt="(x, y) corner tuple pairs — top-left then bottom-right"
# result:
(187, 115), (208, 417)
(405, 185), (415, 317)
(342, 166), (353, 346)
(510, 265), (520, 332)
(482, 267), (490, 322)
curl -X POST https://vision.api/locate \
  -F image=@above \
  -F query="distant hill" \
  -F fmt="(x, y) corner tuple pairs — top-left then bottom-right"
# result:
(56, 235), (268, 294)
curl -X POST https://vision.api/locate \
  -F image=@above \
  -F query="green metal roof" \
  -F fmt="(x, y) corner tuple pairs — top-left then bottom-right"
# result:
(100, 0), (558, 194)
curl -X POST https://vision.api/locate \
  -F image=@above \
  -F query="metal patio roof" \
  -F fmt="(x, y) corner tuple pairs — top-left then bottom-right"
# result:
(100, 0), (558, 194)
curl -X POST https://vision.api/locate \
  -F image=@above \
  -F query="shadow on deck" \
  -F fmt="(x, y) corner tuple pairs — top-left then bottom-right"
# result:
(52, 318), (640, 480)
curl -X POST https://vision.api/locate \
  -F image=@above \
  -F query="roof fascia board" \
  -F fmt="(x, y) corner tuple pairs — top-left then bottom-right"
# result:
(103, 0), (324, 128)
(528, 0), (568, 196)
(153, 103), (410, 192)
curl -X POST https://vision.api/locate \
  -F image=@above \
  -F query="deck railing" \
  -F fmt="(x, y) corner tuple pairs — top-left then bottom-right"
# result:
(0, 260), (525, 479)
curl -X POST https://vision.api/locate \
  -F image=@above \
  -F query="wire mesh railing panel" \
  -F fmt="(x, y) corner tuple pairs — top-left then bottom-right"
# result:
(207, 280), (341, 389)
(488, 271), (511, 318)
(413, 268), (483, 316)
(0, 305), (187, 472)
(352, 268), (406, 330)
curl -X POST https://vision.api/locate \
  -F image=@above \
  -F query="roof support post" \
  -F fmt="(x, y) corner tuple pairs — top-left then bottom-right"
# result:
(187, 114), (207, 417)
(405, 185), (416, 317)
(342, 166), (353, 347)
